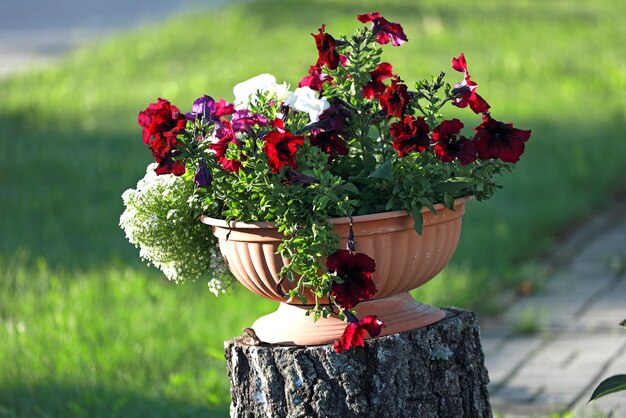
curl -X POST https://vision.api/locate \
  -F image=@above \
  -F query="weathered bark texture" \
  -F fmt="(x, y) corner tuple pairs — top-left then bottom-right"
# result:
(224, 308), (492, 418)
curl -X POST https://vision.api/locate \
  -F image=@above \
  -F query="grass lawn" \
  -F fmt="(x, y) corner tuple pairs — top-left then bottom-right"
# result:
(1, 0), (625, 416)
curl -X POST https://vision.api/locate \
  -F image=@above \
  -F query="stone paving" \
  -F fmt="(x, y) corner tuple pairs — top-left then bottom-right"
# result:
(480, 203), (626, 417)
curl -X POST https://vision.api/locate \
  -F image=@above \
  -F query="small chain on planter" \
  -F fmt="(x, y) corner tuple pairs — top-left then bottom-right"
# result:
(346, 215), (356, 252)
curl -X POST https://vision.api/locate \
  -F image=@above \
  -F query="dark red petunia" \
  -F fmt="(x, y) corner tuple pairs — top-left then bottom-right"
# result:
(327, 249), (377, 309)
(155, 156), (186, 176)
(379, 77), (411, 119)
(263, 130), (305, 173)
(138, 98), (186, 148)
(147, 135), (174, 161)
(450, 53), (490, 114)
(473, 114), (532, 163)
(209, 121), (244, 173)
(432, 119), (477, 165)
(316, 105), (350, 132)
(362, 62), (395, 99)
(333, 315), (385, 353)
(357, 12), (407, 46)
(138, 98), (187, 175)
(310, 130), (349, 159)
(299, 65), (334, 92)
(390, 116), (431, 157)
(312, 25), (341, 70)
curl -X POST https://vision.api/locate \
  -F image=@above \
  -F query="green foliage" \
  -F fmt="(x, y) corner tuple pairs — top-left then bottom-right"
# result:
(589, 375), (626, 402)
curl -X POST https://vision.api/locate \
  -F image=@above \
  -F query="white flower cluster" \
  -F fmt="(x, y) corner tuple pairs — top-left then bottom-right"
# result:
(233, 74), (330, 123)
(119, 164), (232, 293)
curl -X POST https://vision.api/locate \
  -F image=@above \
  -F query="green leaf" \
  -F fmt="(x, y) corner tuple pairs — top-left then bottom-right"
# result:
(369, 160), (393, 181)
(409, 207), (424, 235)
(443, 193), (455, 209)
(337, 182), (360, 195)
(363, 153), (377, 173)
(434, 181), (474, 193)
(317, 195), (330, 210)
(350, 176), (377, 186)
(589, 375), (626, 402)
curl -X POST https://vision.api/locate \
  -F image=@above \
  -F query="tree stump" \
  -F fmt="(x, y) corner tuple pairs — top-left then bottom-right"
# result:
(224, 308), (492, 418)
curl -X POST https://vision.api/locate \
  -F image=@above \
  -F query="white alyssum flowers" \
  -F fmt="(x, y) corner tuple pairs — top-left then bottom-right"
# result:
(120, 164), (231, 293)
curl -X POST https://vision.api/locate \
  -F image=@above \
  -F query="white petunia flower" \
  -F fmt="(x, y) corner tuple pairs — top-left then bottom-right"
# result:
(283, 86), (330, 123)
(233, 73), (293, 110)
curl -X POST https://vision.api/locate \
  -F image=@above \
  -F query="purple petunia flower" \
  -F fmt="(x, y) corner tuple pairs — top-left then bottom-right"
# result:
(231, 110), (268, 132)
(194, 158), (212, 188)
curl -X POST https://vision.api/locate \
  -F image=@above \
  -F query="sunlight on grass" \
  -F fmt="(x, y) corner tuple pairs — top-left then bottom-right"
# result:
(0, 252), (271, 417)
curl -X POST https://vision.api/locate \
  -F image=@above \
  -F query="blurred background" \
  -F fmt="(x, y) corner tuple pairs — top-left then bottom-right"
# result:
(1, 0), (624, 417)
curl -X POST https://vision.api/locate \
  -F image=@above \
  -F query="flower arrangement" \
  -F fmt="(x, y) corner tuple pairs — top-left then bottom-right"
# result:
(122, 12), (531, 351)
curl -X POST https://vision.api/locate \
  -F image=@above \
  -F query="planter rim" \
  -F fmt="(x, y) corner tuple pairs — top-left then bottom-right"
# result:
(200, 196), (472, 229)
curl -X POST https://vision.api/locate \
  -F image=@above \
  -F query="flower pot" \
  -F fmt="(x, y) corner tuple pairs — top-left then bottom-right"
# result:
(201, 196), (470, 345)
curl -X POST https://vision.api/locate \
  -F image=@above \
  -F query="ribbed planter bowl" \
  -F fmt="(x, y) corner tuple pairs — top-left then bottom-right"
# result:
(201, 196), (470, 345)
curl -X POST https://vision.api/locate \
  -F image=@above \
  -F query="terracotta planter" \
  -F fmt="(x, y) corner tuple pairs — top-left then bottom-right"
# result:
(201, 196), (470, 345)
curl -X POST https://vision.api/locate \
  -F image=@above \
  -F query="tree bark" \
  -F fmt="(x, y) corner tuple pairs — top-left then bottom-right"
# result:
(224, 308), (492, 418)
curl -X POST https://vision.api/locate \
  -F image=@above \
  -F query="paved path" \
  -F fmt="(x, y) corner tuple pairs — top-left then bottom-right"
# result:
(481, 203), (626, 417)
(0, 0), (230, 76)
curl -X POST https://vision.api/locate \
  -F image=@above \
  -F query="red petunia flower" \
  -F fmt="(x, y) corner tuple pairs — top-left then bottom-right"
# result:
(333, 315), (385, 353)
(138, 98), (186, 148)
(209, 121), (244, 173)
(213, 99), (236, 120)
(357, 12), (407, 46)
(155, 156), (186, 176)
(138, 98), (187, 175)
(263, 130), (305, 173)
(299, 65), (334, 92)
(147, 135), (174, 161)
(327, 249), (377, 309)
(379, 77), (411, 119)
(269, 118), (285, 132)
(432, 119), (477, 165)
(451, 53), (490, 114)
(390, 116), (431, 157)
(310, 130), (349, 159)
(473, 114), (532, 163)
(362, 62), (395, 99)
(312, 25), (341, 70)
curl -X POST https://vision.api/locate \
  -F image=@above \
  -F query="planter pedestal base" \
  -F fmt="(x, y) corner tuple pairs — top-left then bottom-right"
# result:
(251, 292), (446, 346)
(225, 307), (492, 418)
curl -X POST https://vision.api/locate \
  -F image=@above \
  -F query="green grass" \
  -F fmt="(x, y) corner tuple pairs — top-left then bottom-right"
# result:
(1, 0), (625, 416)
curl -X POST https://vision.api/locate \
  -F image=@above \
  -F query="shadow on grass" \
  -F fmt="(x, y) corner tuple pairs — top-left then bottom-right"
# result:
(0, 384), (229, 418)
